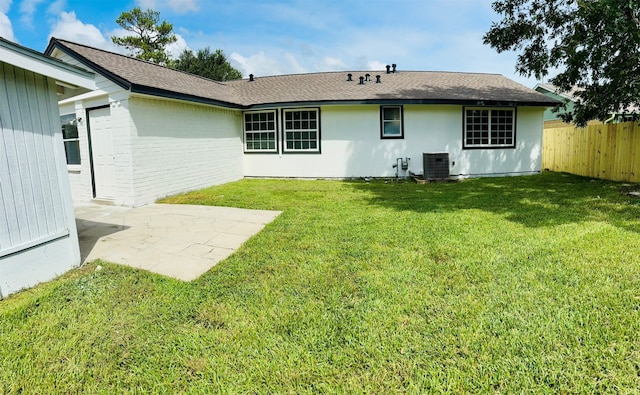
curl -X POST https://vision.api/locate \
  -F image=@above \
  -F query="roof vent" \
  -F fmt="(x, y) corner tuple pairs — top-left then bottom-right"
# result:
(359, 76), (365, 85)
(347, 73), (353, 81)
(249, 74), (254, 82)
(376, 75), (381, 83)
(392, 64), (397, 73)
(386, 65), (391, 74)
(365, 73), (371, 82)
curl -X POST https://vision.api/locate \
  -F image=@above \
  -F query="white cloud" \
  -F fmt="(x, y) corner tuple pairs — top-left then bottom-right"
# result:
(367, 61), (387, 71)
(166, 0), (198, 13)
(315, 56), (347, 71)
(0, 0), (11, 14)
(19, 0), (44, 27)
(136, 0), (156, 9)
(46, 0), (66, 16)
(230, 51), (310, 77)
(136, 0), (198, 14)
(49, 11), (115, 51)
(0, 11), (15, 42)
(166, 33), (189, 58)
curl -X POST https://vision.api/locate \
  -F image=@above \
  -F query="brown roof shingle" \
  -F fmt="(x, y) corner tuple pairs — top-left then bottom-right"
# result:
(47, 38), (558, 108)
(48, 39), (242, 107)
(228, 71), (558, 106)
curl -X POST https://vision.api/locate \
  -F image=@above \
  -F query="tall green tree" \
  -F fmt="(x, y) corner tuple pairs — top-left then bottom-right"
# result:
(172, 47), (242, 81)
(484, 0), (640, 126)
(112, 7), (176, 65)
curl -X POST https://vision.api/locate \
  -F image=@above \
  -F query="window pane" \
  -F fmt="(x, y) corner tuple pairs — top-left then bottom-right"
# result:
(384, 107), (400, 121)
(64, 141), (80, 165)
(62, 124), (78, 139)
(384, 120), (401, 135)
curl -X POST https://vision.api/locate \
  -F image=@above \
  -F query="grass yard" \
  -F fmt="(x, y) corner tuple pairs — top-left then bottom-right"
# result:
(1, 172), (640, 393)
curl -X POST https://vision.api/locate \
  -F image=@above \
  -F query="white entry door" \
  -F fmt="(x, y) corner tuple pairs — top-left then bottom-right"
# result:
(88, 107), (116, 200)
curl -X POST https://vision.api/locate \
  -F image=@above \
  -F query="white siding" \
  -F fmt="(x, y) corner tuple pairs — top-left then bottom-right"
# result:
(127, 97), (243, 206)
(52, 50), (125, 204)
(0, 63), (80, 297)
(243, 104), (544, 178)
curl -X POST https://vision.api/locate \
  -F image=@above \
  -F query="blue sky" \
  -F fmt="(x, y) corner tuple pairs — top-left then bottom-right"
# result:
(0, 0), (541, 87)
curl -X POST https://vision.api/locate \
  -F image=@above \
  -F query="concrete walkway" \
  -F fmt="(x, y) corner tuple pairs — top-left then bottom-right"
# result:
(75, 203), (281, 281)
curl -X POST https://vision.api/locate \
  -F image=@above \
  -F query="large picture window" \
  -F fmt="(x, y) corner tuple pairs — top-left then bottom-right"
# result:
(464, 107), (515, 149)
(244, 110), (277, 152)
(380, 106), (403, 138)
(283, 108), (320, 153)
(60, 114), (80, 165)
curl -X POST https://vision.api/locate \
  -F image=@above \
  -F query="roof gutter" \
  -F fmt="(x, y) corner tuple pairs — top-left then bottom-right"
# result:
(130, 85), (245, 109)
(245, 98), (560, 110)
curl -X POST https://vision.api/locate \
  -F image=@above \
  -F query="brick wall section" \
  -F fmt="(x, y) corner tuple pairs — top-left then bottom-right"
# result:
(127, 97), (243, 206)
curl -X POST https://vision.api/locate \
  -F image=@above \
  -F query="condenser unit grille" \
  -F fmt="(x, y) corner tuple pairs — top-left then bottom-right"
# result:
(423, 153), (450, 179)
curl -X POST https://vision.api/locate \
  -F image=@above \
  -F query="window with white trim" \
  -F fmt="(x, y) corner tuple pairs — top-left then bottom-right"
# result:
(380, 106), (403, 138)
(60, 114), (80, 165)
(283, 108), (320, 152)
(464, 107), (515, 148)
(244, 110), (277, 152)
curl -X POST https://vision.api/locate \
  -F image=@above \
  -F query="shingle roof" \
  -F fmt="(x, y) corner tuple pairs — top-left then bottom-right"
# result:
(228, 71), (558, 107)
(46, 38), (558, 109)
(47, 39), (242, 107)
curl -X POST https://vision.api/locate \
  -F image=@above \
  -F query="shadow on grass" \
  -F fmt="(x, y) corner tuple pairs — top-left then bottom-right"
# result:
(345, 172), (640, 232)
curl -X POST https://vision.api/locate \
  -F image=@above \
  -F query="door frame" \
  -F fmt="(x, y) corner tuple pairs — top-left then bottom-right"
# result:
(86, 104), (111, 199)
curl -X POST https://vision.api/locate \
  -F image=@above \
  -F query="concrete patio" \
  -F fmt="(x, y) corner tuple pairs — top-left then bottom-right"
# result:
(75, 203), (281, 281)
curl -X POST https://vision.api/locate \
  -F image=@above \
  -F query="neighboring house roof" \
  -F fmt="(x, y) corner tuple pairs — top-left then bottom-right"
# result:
(46, 38), (558, 109)
(535, 82), (639, 115)
(1, 37), (95, 89)
(534, 83), (579, 102)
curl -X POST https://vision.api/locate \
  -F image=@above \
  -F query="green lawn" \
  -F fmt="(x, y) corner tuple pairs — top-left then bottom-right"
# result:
(2, 172), (640, 393)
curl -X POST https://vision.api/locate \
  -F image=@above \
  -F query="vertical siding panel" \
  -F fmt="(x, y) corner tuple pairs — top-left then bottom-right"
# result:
(0, 63), (16, 250)
(1, 63), (30, 246)
(42, 76), (67, 230)
(0, 63), (68, 254)
(29, 74), (56, 234)
(33, 74), (65, 233)
(22, 71), (49, 236)
(11, 67), (39, 240)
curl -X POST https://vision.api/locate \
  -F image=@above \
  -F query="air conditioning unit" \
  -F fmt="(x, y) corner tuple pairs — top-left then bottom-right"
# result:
(423, 152), (450, 180)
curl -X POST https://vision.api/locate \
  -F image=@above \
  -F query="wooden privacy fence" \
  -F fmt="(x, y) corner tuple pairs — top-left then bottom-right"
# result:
(543, 121), (640, 183)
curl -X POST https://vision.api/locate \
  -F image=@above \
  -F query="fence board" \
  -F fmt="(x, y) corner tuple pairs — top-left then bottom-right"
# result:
(542, 121), (640, 182)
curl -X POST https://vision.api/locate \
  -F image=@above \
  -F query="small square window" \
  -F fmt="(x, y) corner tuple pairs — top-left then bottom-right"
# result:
(380, 106), (403, 139)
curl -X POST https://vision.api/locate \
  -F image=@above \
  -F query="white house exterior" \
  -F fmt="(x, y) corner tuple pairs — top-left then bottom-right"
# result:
(46, 39), (558, 207)
(0, 38), (95, 297)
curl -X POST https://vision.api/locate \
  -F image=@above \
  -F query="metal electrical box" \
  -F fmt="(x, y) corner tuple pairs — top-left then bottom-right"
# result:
(423, 153), (450, 179)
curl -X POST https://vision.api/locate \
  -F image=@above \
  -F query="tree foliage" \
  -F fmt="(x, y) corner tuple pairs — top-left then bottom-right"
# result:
(171, 47), (242, 81)
(484, 0), (640, 126)
(112, 7), (176, 65)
